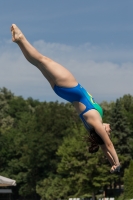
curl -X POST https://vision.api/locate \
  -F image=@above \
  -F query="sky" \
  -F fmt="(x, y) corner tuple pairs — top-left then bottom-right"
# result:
(0, 0), (133, 103)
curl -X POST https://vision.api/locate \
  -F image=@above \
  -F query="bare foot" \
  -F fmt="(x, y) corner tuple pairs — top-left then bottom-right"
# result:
(11, 24), (23, 42)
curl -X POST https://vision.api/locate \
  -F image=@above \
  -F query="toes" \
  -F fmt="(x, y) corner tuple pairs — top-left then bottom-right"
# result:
(11, 25), (14, 32)
(11, 24), (16, 32)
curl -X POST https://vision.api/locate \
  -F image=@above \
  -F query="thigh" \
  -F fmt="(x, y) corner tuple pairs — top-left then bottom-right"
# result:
(40, 57), (78, 87)
(37, 65), (55, 88)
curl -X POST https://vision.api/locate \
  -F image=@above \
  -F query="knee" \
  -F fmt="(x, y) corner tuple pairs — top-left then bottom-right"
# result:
(37, 54), (44, 63)
(37, 55), (53, 66)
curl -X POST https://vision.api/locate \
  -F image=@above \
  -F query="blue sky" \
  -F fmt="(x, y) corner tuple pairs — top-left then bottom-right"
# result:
(0, 1), (133, 103)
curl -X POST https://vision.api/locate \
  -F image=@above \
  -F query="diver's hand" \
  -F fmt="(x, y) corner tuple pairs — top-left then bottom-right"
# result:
(110, 164), (121, 173)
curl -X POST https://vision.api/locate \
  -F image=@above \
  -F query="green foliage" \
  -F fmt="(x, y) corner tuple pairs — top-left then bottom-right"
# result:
(115, 194), (125, 200)
(123, 160), (133, 199)
(0, 88), (133, 199)
(37, 125), (117, 199)
(36, 176), (70, 200)
(100, 101), (115, 123)
(0, 87), (14, 133)
(110, 98), (133, 176)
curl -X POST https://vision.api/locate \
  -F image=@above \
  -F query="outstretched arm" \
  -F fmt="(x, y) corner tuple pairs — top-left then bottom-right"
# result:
(100, 144), (116, 166)
(94, 121), (120, 164)
(100, 144), (121, 173)
(101, 123), (115, 165)
(85, 110), (120, 171)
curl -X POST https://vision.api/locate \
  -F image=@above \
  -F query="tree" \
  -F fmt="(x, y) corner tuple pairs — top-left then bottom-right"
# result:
(0, 87), (14, 133)
(110, 98), (133, 174)
(120, 94), (133, 131)
(108, 97), (133, 197)
(37, 124), (117, 200)
(100, 101), (115, 123)
(4, 101), (80, 199)
(123, 160), (133, 199)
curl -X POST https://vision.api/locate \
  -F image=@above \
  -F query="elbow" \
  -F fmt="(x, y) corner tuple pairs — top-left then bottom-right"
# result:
(105, 141), (113, 149)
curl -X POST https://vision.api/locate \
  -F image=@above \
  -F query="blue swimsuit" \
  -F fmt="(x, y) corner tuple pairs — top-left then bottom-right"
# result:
(53, 83), (103, 131)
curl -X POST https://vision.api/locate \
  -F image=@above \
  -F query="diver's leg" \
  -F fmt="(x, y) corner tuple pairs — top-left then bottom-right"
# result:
(11, 24), (78, 88)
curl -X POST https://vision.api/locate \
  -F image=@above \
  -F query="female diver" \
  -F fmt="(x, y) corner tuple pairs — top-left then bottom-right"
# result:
(10, 24), (120, 173)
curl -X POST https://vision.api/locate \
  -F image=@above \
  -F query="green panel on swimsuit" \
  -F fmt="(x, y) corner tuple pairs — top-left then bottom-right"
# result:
(87, 92), (103, 118)
(93, 103), (103, 118)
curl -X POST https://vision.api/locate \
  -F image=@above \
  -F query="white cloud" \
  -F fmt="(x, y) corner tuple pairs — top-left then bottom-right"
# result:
(0, 39), (133, 103)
